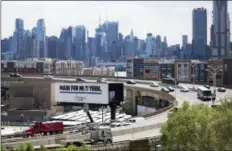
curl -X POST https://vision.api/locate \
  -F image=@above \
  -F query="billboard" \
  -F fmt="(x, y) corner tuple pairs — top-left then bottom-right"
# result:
(108, 83), (124, 105)
(54, 83), (109, 104)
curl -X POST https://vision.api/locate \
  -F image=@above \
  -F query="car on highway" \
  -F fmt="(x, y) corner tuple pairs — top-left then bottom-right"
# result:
(217, 87), (226, 92)
(204, 85), (210, 89)
(97, 78), (107, 83)
(180, 86), (189, 92)
(9, 72), (22, 77)
(126, 80), (136, 85)
(110, 122), (121, 128)
(76, 78), (87, 82)
(167, 86), (175, 92)
(43, 75), (53, 79)
(161, 88), (170, 93)
(70, 126), (86, 133)
(149, 82), (159, 87)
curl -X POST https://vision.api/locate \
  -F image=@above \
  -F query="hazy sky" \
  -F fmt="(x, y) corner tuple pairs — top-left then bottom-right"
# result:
(2, 1), (232, 45)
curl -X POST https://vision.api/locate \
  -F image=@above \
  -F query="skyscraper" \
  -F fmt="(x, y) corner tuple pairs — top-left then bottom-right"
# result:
(211, 0), (231, 58)
(47, 36), (58, 59)
(36, 19), (47, 58)
(104, 21), (119, 61)
(192, 8), (207, 59)
(145, 33), (153, 58)
(182, 35), (188, 49)
(75, 25), (86, 61)
(14, 18), (24, 60)
(155, 35), (161, 56)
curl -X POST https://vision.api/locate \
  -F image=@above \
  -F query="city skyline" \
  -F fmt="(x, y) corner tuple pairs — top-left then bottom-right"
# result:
(2, 1), (232, 45)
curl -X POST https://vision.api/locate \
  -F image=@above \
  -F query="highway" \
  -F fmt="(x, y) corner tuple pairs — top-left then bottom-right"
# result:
(2, 75), (232, 146)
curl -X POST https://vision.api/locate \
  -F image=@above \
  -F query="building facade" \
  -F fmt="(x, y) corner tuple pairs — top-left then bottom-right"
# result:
(191, 60), (207, 83)
(223, 58), (232, 86)
(142, 59), (160, 80)
(126, 58), (144, 78)
(207, 60), (223, 85)
(159, 61), (175, 80)
(175, 61), (191, 82)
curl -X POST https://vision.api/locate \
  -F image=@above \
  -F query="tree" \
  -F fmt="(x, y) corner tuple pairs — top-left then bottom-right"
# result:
(77, 144), (91, 151)
(25, 143), (34, 151)
(1, 145), (6, 151)
(16, 144), (25, 151)
(161, 99), (232, 150)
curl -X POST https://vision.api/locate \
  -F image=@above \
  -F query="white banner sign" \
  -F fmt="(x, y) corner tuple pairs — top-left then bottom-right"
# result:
(54, 83), (109, 104)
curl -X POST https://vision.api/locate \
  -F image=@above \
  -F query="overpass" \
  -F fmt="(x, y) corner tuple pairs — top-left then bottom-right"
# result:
(1, 75), (232, 149)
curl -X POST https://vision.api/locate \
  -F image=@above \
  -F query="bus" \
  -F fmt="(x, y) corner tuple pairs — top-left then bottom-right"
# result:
(197, 86), (215, 101)
(162, 77), (179, 85)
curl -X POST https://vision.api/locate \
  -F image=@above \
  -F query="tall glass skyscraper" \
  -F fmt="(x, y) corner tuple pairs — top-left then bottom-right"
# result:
(192, 8), (207, 60)
(14, 18), (24, 59)
(211, 0), (231, 58)
(36, 19), (46, 58)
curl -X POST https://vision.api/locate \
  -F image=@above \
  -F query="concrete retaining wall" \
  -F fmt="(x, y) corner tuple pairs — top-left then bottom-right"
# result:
(111, 122), (163, 137)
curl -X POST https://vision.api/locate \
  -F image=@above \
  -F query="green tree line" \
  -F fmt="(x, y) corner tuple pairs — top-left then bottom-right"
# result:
(161, 99), (232, 150)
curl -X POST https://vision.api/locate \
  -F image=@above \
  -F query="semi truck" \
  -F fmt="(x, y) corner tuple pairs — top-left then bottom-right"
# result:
(62, 126), (113, 147)
(23, 121), (64, 137)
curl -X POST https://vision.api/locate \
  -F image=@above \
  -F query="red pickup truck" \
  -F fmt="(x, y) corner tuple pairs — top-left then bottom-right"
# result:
(23, 121), (64, 137)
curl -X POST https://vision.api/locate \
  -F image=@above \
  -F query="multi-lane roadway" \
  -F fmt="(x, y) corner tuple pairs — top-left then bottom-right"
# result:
(2, 75), (232, 145)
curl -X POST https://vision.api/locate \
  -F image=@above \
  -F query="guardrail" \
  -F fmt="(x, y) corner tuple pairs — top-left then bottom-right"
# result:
(2, 72), (232, 88)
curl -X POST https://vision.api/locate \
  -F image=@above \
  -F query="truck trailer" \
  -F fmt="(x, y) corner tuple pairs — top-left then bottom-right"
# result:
(23, 121), (64, 137)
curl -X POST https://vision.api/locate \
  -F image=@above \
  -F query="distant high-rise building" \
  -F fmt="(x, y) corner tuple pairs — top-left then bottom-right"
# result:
(15, 18), (24, 32)
(47, 36), (58, 59)
(14, 18), (24, 60)
(104, 21), (119, 61)
(75, 25), (86, 61)
(87, 37), (96, 66)
(1, 38), (10, 53)
(155, 35), (161, 56)
(22, 30), (31, 59)
(211, 0), (231, 58)
(182, 35), (188, 49)
(192, 8), (207, 59)
(36, 19), (47, 58)
(124, 33), (135, 59)
(28, 28), (36, 59)
(145, 33), (153, 58)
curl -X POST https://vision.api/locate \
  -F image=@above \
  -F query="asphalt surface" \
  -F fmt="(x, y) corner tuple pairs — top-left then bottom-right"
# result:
(2, 75), (232, 143)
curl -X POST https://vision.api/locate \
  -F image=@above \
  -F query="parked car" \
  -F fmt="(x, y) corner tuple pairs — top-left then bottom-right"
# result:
(167, 86), (175, 92)
(9, 73), (22, 78)
(149, 82), (159, 87)
(126, 80), (136, 85)
(180, 86), (189, 92)
(76, 78), (87, 82)
(97, 78), (107, 83)
(204, 85), (210, 89)
(43, 75), (53, 79)
(217, 87), (226, 92)
(161, 88), (170, 93)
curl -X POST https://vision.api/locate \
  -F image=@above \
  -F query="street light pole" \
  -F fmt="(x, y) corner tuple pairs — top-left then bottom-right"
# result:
(69, 58), (71, 77)
(191, 64), (197, 85)
(16, 55), (19, 73)
(206, 65), (223, 104)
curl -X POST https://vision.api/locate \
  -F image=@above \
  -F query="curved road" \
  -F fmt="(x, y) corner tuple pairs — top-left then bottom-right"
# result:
(2, 76), (232, 143)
